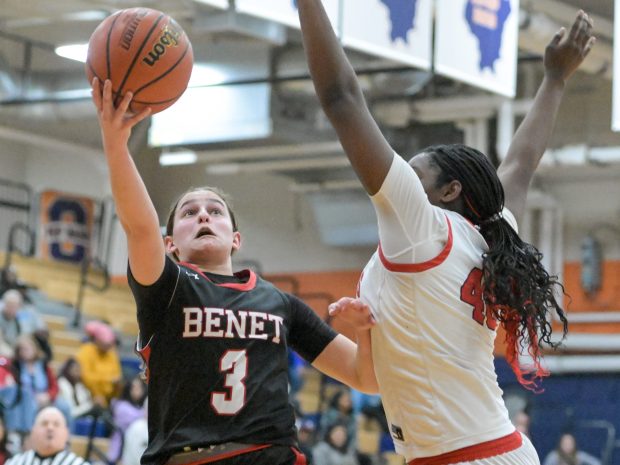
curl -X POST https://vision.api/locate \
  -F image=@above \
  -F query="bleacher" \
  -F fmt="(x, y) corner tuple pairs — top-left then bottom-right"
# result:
(1, 252), (138, 338)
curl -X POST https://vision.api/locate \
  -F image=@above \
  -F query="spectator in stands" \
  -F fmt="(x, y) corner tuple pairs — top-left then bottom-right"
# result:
(312, 422), (358, 465)
(0, 291), (49, 356)
(2, 335), (71, 437)
(107, 375), (147, 463)
(75, 321), (122, 407)
(0, 414), (11, 465)
(120, 400), (148, 465)
(320, 389), (356, 442)
(0, 331), (13, 361)
(5, 406), (90, 465)
(350, 389), (388, 435)
(297, 419), (317, 465)
(57, 358), (101, 422)
(543, 432), (601, 465)
(513, 410), (531, 438)
(0, 267), (31, 301)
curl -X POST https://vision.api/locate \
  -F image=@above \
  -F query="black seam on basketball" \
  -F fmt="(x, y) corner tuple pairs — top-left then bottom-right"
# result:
(106, 13), (122, 81)
(86, 60), (102, 83)
(132, 42), (191, 97)
(131, 91), (185, 105)
(116, 12), (165, 105)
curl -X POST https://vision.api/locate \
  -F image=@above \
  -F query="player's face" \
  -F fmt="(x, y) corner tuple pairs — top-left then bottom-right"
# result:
(166, 190), (241, 265)
(409, 152), (444, 206)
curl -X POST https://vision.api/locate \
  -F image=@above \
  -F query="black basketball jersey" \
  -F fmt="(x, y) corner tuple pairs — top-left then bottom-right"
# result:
(128, 256), (337, 465)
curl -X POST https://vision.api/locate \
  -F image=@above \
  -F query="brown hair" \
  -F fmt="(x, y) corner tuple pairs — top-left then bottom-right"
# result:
(165, 186), (239, 237)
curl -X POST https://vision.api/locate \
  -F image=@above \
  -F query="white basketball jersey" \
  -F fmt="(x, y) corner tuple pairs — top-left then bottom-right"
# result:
(359, 155), (516, 461)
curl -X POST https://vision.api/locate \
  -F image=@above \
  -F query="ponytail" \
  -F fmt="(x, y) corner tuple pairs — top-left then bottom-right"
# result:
(426, 144), (568, 389)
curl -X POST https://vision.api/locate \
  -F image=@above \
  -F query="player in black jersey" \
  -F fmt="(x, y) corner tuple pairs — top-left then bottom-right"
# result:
(90, 78), (378, 465)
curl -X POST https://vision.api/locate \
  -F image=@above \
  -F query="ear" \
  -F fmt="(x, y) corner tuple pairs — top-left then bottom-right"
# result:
(164, 236), (178, 257)
(440, 180), (462, 203)
(231, 231), (242, 253)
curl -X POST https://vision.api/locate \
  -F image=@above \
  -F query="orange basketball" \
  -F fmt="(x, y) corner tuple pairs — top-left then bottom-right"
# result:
(86, 8), (193, 114)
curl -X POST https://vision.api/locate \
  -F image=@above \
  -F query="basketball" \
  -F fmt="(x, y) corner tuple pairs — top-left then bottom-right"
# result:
(86, 8), (193, 114)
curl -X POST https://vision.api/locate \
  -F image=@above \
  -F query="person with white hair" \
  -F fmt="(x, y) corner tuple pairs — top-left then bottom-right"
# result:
(5, 407), (90, 465)
(0, 291), (47, 350)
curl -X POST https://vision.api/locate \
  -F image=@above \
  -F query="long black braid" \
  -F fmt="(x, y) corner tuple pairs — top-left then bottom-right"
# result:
(424, 144), (568, 389)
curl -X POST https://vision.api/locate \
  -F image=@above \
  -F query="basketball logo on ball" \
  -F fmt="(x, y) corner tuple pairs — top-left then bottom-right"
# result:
(86, 8), (194, 114)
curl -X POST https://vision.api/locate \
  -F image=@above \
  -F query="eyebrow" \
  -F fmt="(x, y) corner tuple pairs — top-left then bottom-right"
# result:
(178, 198), (226, 211)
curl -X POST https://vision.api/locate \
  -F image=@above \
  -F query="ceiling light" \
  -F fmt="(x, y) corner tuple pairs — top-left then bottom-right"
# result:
(55, 43), (89, 63)
(159, 150), (198, 166)
(188, 64), (228, 87)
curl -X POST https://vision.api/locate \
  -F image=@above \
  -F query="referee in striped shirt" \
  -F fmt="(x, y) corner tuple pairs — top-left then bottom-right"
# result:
(7, 407), (90, 465)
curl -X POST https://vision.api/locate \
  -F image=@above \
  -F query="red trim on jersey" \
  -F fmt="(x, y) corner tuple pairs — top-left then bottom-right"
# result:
(378, 216), (453, 273)
(138, 344), (152, 383)
(167, 444), (271, 465)
(407, 431), (522, 465)
(179, 262), (257, 291)
(291, 447), (308, 465)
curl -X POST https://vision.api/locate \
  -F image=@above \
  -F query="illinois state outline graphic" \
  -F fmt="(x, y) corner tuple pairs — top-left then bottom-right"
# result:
(465, 0), (511, 72)
(293, 0), (419, 43)
(379, 0), (419, 42)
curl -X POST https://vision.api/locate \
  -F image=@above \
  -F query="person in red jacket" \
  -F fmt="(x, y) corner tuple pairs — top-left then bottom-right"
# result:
(1, 335), (71, 445)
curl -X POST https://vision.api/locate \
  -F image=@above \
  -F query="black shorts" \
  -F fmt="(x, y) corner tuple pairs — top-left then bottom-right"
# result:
(209, 445), (306, 465)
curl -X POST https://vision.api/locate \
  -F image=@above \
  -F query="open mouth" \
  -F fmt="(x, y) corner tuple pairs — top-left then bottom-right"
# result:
(195, 228), (215, 238)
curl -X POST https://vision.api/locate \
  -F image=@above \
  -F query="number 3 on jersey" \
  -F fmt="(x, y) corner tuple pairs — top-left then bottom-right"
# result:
(460, 268), (497, 330)
(211, 350), (247, 415)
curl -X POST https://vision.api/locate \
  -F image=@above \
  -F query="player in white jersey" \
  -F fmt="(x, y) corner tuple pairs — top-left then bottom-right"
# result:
(297, 2), (595, 464)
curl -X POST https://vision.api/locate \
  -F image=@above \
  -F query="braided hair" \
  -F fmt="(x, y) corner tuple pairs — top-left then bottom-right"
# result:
(423, 144), (568, 389)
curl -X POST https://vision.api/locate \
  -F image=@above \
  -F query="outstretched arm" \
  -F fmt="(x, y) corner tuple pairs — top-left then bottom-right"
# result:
(91, 79), (164, 285)
(297, 0), (394, 195)
(498, 11), (595, 221)
(312, 298), (378, 393)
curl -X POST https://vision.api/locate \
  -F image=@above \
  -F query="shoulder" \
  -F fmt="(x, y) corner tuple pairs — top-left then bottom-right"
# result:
(372, 154), (419, 199)
(113, 399), (137, 413)
(16, 308), (38, 321)
(6, 450), (34, 465)
(76, 342), (95, 356)
(62, 451), (90, 465)
(542, 450), (559, 464)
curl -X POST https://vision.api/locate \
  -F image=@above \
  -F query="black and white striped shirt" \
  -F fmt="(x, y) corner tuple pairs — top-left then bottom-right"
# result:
(6, 449), (89, 465)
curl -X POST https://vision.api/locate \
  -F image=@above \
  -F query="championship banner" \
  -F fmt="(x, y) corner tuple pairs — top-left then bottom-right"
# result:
(613, 0), (620, 131)
(342, 0), (432, 69)
(235, 0), (339, 30)
(434, 0), (519, 97)
(38, 191), (95, 264)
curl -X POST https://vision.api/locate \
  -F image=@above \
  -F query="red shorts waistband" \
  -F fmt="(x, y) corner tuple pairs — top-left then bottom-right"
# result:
(408, 430), (522, 465)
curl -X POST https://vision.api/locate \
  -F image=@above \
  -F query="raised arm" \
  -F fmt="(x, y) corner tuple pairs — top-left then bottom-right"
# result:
(297, 0), (394, 195)
(498, 11), (595, 220)
(91, 78), (164, 285)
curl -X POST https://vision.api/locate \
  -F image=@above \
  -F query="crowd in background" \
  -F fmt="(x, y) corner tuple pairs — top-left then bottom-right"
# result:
(0, 272), (607, 465)
(0, 276), (148, 465)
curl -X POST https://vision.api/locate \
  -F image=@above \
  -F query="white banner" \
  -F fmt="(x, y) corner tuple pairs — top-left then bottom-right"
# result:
(613, 0), (620, 131)
(342, 0), (432, 69)
(434, 0), (519, 97)
(194, 0), (228, 9)
(236, 0), (339, 30)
